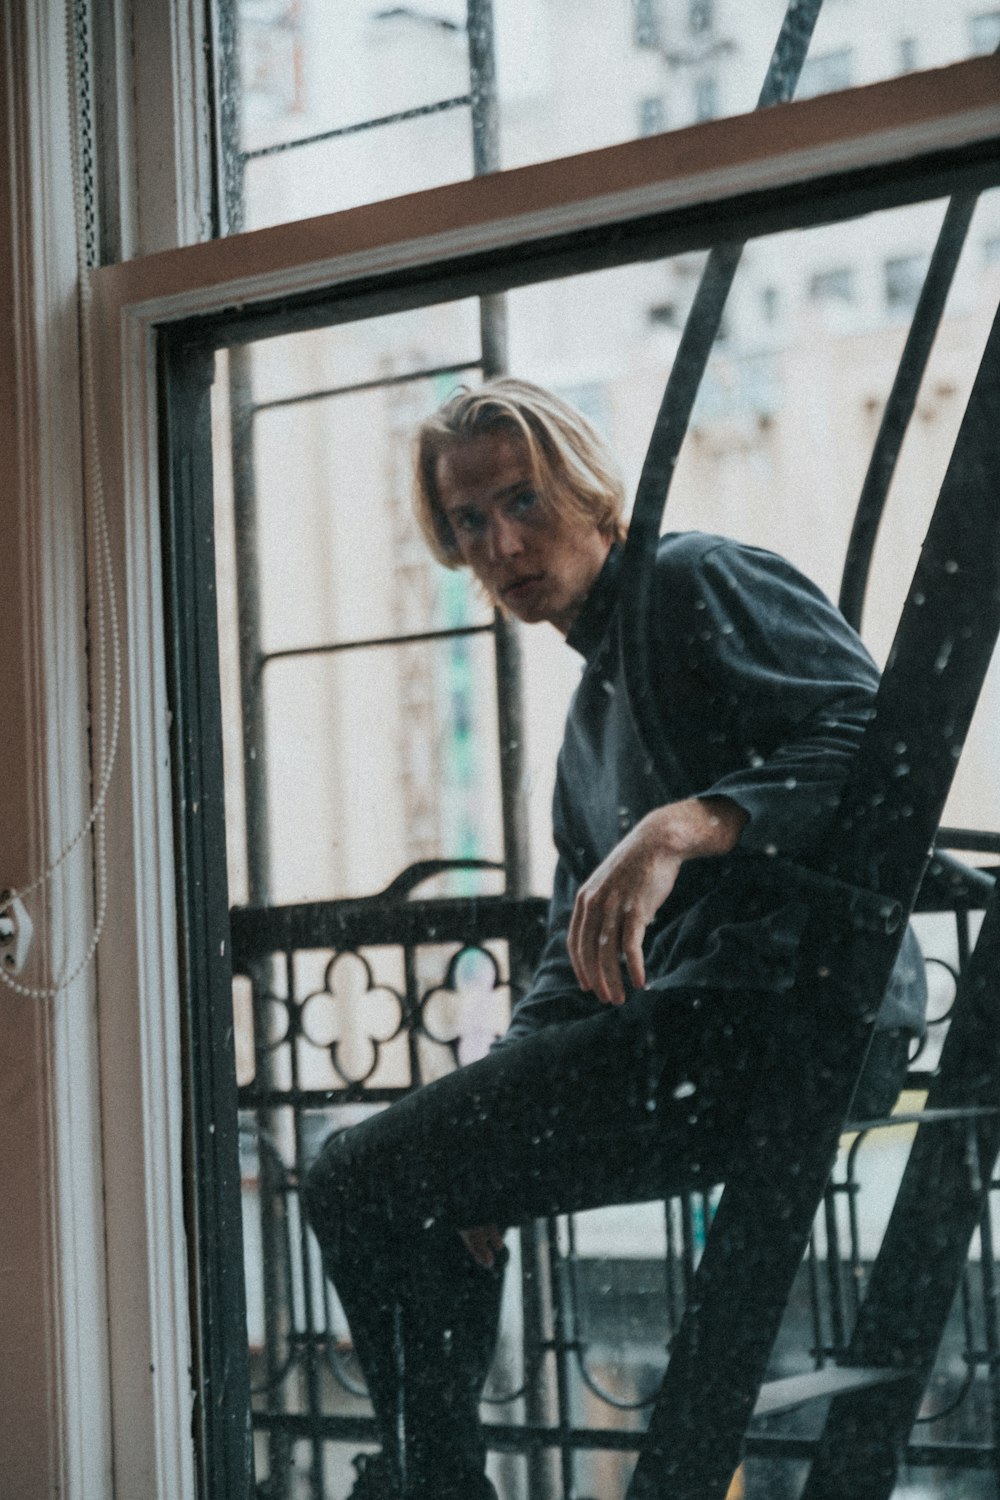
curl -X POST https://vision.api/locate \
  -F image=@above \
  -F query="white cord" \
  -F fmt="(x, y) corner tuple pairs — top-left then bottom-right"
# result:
(0, 0), (122, 999)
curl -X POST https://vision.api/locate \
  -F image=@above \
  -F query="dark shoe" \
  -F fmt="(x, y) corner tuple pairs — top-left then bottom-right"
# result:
(346, 1449), (499, 1500)
(420, 1476), (499, 1500)
(346, 1451), (399, 1500)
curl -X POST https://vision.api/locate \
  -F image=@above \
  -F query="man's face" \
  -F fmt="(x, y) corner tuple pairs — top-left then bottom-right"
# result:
(434, 431), (612, 636)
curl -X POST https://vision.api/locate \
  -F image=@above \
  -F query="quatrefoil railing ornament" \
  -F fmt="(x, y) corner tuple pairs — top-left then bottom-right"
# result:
(419, 943), (512, 1067)
(300, 949), (406, 1087)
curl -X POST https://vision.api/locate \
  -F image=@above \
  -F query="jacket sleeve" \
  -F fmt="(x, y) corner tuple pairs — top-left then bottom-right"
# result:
(668, 540), (881, 859)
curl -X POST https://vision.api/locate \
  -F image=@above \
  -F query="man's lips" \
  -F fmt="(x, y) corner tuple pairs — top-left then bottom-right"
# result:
(501, 574), (544, 600)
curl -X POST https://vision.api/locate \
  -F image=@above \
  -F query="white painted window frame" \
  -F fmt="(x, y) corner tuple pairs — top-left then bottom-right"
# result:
(82, 48), (1000, 1500)
(4, 2), (213, 1498)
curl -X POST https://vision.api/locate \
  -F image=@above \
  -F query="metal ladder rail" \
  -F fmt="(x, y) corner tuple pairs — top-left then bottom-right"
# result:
(626, 292), (1000, 1500)
(626, 867), (906, 1500)
(618, 0), (823, 769)
(743, 857), (997, 1419)
(837, 189), (979, 633)
(798, 880), (1000, 1499)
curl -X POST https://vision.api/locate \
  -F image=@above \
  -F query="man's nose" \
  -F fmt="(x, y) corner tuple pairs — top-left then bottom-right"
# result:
(488, 513), (525, 559)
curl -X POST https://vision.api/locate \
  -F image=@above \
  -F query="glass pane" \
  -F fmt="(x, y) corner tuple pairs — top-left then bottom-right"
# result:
(212, 310), (500, 909)
(248, 387), (491, 652)
(220, 0), (993, 233)
(488, 191), (1000, 894)
(214, 185), (1000, 902)
(226, 306), (487, 667)
(257, 636), (502, 903)
(241, 299), (483, 408)
(211, 168), (1000, 1496)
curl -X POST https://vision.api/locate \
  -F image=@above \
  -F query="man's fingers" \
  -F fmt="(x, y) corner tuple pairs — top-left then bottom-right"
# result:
(578, 900), (620, 1002)
(595, 915), (625, 1005)
(567, 815), (691, 1002)
(568, 886), (601, 992)
(567, 892), (586, 988)
(569, 886), (633, 1001)
(621, 908), (647, 991)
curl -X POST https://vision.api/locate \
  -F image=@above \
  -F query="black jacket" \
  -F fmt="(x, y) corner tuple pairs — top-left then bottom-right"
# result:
(506, 533), (926, 1041)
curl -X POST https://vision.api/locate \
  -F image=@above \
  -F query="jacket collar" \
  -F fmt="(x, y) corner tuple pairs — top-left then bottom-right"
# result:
(565, 542), (623, 662)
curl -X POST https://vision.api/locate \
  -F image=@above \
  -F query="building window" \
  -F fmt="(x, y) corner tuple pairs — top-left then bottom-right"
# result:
(689, 0), (714, 34)
(761, 285), (780, 323)
(899, 37), (918, 72)
(639, 95), (667, 136)
(693, 74), (719, 121)
(797, 48), (854, 99)
(633, 0), (660, 49)
(968, 11), (1000, 54)
(884, 253), (928, 312)
(808, 266), (856, 304)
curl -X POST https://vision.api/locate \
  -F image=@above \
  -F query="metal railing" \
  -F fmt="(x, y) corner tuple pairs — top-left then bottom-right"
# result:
(230, 840), (1000, 1500)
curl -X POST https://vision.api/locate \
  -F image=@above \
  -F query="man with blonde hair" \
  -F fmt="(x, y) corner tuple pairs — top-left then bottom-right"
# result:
(304, 379), (924, 1500)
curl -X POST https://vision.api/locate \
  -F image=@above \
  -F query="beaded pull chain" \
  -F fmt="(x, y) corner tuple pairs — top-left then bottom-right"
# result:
(0, 0), (122, 1000)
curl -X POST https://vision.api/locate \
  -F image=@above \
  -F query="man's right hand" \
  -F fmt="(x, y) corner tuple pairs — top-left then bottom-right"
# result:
(567, 795), (748, 1005)
(459, 1223), (506, 1269)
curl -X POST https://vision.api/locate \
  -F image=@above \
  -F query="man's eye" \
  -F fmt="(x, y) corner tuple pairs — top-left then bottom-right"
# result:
(457, 511), (485, 534)
(510, 491), (538, 514)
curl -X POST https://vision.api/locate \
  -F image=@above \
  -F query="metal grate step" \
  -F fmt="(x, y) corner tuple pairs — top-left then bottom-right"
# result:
(754, 1366), (909, 1419)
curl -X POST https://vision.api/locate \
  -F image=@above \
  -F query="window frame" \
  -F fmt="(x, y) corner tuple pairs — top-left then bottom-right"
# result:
(88, 50), (1000, 1499)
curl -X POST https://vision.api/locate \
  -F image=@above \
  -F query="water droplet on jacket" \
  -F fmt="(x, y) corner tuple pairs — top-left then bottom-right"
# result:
(934, 638), (953, 673)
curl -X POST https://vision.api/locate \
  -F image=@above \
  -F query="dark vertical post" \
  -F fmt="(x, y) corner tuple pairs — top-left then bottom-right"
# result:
(229, 349), (271, 906)
(547, 1220), (578, 1500)
(467, 10), (552, 1497)
(229, 344), (294, 1496)
(976, 1194), (1000, 1498)
(467, 0), (529, 902)
(210, 0), (247, 236)
(160, 334), (253, 1500)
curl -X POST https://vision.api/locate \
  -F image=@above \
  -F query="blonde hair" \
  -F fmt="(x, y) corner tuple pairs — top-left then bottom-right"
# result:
(413, 378), (628, 567)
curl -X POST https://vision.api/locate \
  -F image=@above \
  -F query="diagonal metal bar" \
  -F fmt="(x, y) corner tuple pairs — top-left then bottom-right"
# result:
(259, 621), (494, 671)
(241, 96), (473, 162)
(619, 0), (824, 777)
(824, 294), (1000, 899)
(838, 189), (979, 631)
(628, 294), (1000, 1500)
(249, 360), (483, 414)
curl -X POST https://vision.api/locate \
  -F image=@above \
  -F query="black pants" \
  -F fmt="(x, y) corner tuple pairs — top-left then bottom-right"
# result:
(302, 988), (909, 1498)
